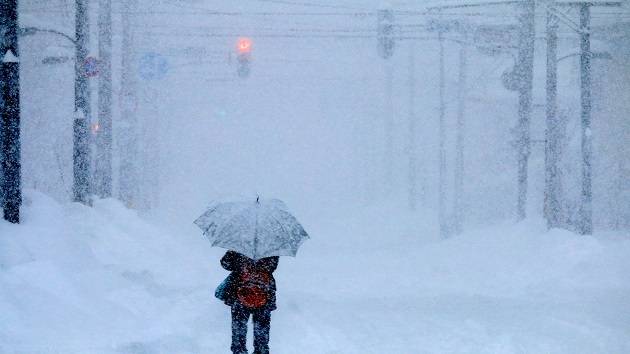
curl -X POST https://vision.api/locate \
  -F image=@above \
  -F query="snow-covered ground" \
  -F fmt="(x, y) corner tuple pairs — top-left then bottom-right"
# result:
(1, 190), (629, 353)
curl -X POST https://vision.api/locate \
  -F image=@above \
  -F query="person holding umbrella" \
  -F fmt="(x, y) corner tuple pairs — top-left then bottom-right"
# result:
(195, 197), (309, 354)
(219, 250), (278, 354)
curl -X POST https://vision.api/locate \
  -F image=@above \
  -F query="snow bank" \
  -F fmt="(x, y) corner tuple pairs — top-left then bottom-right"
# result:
(1, 191), (629, 353)
(0, 191), (222, 353)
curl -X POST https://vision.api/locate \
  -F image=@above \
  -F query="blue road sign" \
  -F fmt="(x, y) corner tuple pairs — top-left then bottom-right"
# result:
(138, 52), (169, 80)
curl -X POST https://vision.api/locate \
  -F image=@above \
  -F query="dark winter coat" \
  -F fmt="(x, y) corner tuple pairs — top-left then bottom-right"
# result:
(218, 251), (279, 311)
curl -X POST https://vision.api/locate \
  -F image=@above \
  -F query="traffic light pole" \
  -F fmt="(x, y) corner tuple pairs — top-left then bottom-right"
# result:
(407, 42), (417, 211)
(0, 0), (21, 223)
(73, 0), (92, 205)
(516, 0), (535, 221)
(545, 11), (562, 230)
(95, 0), (113, 198)
(454, 35), (468, 235)
(578, 3), (593, 235)
(377, 8), (395, 196)
(383, 60), (394, 194)
(119, 0), (139, 208)
(426, 19), (470, 238)
(438, 30), (447, 237)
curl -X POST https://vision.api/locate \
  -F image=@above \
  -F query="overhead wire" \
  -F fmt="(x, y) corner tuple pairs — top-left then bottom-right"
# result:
(21, 7), (629, 20)
(22, 6), (630, 21)
(254, 0), (374, 11)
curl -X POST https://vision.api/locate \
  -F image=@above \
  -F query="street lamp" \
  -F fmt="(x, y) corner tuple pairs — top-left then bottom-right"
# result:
(19, 28), (73, 65)
(19, 27), (76, 46)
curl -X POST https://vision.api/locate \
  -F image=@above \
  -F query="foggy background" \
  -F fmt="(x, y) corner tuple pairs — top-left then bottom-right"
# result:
(3, 1), (630, 352)
(16, 0), (630, 235)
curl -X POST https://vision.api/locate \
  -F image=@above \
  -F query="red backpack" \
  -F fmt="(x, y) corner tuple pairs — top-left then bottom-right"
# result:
(237, 263), (272, 309)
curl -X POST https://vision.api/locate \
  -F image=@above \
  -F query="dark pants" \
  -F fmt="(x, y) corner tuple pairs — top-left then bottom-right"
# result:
(231, 302), (271, 354)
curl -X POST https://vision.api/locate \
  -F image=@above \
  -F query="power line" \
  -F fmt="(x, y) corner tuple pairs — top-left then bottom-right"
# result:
(131, 24), (378, 33)
(254, 0), (374, 11)
(111, 9), (375, 16)
(139, 32), (376, 39)
(24, 7), (630, 19)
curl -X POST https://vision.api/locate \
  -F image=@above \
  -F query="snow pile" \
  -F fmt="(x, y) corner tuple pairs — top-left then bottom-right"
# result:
(0, 191), (223, 353)
(1, 191), (629, 353)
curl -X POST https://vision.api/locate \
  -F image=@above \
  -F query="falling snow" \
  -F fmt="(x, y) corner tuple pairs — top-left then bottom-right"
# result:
(1, 1), (629, 353)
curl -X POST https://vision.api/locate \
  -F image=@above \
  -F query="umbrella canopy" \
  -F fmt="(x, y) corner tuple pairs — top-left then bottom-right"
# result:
(194, 198), (309, 260)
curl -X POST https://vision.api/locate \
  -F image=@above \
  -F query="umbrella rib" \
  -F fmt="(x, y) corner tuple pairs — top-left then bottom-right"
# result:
(199, 206), (220, 234)
(269, 214), (292, 241)
(276, 209), (308, 238)
(270, 210), (308, 244)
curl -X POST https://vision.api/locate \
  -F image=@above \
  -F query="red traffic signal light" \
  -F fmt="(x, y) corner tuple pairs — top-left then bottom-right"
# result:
(237, 37), (252, 53)
(236, 37), (252, 78)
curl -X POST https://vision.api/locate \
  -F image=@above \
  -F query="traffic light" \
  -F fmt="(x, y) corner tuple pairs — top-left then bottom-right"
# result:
(236, 37), (252, 78)
(377, 9), (395, 59)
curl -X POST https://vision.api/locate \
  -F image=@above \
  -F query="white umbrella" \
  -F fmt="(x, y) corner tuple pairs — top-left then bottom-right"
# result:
(194, 198), (309, 260)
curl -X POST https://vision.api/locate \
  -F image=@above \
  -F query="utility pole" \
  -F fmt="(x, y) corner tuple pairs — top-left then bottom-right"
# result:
(543, 1), (620, 233)
(407, 42), (417, 211)
(545, 10), (562, 229)
(454, 36), (468, 235)
(578, 3), (593, 235)
(95, 0), (113, 198)
(119, 0), (139, 208)
(549, 1), (620, 233)
(516, 0), (535, 221)
(383, 60), (394, 194)
(74, 0), (92, 205)
(0, 0), (21, 223)
(427, 18), (464, 238)
(377, 8), (395, 196)
(438, 30), (447, 237)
